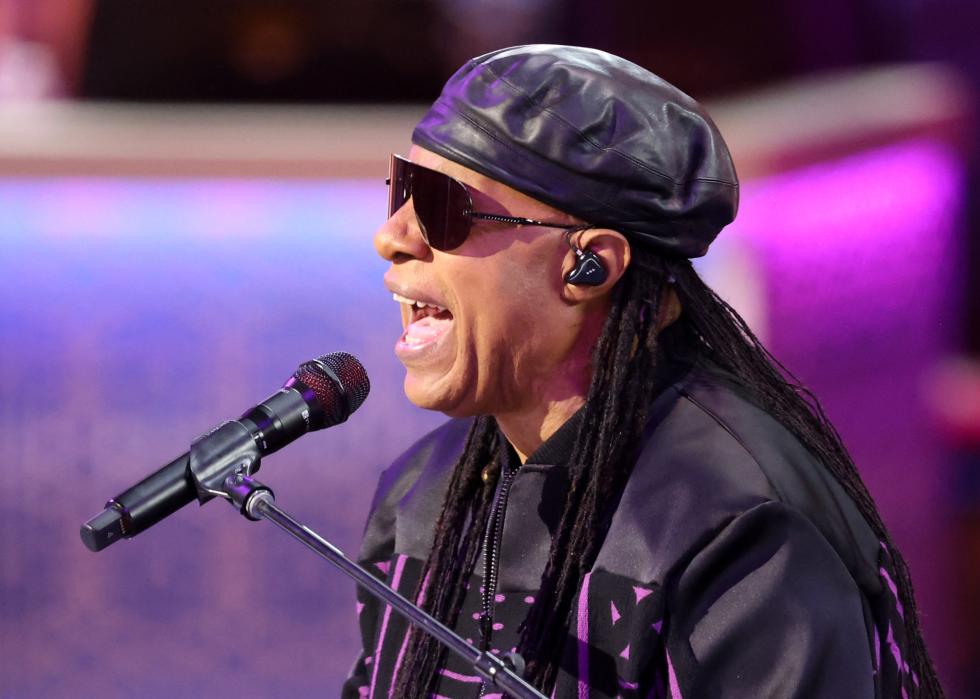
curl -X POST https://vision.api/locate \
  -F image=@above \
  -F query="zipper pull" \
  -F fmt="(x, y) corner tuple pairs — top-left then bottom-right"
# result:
(478, 611), (493, 651)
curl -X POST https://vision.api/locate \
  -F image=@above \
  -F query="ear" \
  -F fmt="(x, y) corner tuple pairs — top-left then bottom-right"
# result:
(561, 228), (631, 303)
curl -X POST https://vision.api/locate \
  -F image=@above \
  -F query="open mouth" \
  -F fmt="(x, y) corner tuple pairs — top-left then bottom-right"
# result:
(393, 292), (454, 349)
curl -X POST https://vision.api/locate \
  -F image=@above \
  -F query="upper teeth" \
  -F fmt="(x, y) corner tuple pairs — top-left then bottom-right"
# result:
(392, 292), (446, 311)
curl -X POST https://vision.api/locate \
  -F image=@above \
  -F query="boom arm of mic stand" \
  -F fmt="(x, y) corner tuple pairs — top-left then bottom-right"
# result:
(221, 474), (546, 699)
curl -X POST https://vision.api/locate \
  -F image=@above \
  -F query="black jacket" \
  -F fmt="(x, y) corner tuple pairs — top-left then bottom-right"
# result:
(343, 359), (914, 698)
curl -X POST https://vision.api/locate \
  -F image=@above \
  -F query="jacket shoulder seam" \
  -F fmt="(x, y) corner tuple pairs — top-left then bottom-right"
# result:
(676, 387), (790, 503)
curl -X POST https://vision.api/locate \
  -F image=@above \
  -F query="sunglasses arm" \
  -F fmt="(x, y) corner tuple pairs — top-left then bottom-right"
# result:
(466, 211), (589, 231)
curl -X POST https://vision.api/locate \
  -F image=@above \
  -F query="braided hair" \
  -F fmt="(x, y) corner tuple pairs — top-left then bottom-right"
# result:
(392, 246), (944, 697)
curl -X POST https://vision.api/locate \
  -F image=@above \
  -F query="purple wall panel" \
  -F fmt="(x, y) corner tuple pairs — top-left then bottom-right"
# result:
(0, 139), (966, 696)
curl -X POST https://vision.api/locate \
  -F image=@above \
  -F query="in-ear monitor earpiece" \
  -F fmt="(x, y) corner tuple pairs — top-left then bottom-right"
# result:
(565, 247), (608, 286)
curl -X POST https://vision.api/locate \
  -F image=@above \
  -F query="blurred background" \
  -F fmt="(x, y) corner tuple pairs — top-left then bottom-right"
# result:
(1, 0), (978, 696)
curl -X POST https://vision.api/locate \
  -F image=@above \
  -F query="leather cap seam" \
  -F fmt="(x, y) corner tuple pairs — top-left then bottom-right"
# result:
(482, 63), (738, 190)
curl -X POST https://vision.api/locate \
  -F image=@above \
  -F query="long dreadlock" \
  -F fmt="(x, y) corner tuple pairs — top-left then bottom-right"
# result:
(392, 246), (943, 697)
(390, 415), (501, 697)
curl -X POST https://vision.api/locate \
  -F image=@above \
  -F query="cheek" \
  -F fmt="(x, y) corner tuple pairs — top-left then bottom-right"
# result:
(447, 234), (567, 344)
(457, 258), (539, 330)
(461, 257), (565, 357)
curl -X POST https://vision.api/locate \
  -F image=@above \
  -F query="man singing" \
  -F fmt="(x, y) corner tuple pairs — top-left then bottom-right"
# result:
(343, 45), (942, 698)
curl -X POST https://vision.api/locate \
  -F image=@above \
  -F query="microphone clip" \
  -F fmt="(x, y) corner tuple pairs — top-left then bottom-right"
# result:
(189, 420), (262, 506)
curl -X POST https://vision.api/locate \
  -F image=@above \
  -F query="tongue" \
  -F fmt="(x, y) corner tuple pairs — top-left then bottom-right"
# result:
(404, 313), (453, 346)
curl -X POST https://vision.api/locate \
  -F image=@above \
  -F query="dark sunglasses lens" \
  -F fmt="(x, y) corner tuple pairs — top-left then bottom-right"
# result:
(413, 165), (472, 251)
(388, 156), (471, 251)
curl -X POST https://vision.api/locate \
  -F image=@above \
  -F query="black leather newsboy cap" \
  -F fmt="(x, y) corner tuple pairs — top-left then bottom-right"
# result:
(412, 44), (739, 258)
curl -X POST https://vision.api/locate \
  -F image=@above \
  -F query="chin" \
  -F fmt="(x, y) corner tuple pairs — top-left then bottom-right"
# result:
(403, 374), (457, 415)
(403, 370), (478, 418)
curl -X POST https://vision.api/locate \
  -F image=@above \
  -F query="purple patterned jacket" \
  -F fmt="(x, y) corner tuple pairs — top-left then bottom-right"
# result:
(343, 360), (915, 698)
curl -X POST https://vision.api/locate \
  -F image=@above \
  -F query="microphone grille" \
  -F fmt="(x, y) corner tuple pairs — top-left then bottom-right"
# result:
(293, 352), (370, 425)
(317, 351), (370, 414)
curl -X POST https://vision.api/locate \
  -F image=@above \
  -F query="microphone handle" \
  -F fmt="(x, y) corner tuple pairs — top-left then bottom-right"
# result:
(80, 383), (328, 553)
(80, 453), (194, 552)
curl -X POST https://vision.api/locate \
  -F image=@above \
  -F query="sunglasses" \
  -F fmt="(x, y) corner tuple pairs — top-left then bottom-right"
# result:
(387, 154), (588, 251)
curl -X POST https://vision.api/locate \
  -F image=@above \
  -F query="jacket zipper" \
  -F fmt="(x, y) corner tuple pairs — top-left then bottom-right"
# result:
(479, 461), (521, 651)
(478, 461), (521, 697)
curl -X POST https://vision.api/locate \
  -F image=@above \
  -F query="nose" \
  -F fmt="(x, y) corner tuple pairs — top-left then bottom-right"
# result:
(373, 200), (431, 262)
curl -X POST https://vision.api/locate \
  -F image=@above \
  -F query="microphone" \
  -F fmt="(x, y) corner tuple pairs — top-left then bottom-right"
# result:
(80, 352), (370, 552)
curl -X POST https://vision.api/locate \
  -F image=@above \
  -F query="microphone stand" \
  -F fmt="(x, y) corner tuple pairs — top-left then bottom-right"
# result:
(216, 470), (546, 699)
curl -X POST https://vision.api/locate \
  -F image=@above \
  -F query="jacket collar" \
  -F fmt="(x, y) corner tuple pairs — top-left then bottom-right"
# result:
(497, 342), (698, 471)
(499, 409), (584, 471)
